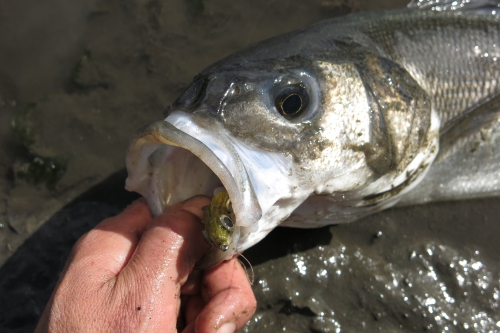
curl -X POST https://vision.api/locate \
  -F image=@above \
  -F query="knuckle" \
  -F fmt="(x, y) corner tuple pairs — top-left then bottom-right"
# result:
(71, 231), (93, 255)
(70, 228), (111, 262)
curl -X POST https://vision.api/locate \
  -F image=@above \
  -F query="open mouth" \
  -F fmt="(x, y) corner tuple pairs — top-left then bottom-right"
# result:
(125, 112), (265, 267)
(126, 111), (304, 268)
(125, 117), (262, 225)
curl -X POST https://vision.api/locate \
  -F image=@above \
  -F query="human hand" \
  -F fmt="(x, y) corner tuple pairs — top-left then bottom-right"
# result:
(35, 197), (256, 333)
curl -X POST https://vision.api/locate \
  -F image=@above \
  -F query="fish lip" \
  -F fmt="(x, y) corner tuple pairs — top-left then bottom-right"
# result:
(125, 113), (263, 267)
(125, 118), (262, 227)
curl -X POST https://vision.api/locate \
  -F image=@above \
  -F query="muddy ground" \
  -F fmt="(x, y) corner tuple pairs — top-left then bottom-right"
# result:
(0, 0), (499, 332)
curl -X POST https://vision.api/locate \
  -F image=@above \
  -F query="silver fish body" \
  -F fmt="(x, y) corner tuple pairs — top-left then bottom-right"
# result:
(126, 2), (500, 267)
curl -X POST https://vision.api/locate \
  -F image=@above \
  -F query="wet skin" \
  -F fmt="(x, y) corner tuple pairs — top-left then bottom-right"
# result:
(34, 197), (256, 333)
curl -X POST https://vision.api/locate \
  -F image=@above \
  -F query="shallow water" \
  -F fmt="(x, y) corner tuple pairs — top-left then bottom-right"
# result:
(0, 0), (499, 332)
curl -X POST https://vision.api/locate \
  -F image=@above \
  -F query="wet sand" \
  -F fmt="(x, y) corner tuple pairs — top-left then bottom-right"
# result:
(0, 0), (499, 332)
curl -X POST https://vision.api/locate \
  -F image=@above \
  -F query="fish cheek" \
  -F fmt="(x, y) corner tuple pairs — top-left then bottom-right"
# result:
(355, 55), (432, 176)
(220, 92), (328, 162)
(221, 95), (294, 144)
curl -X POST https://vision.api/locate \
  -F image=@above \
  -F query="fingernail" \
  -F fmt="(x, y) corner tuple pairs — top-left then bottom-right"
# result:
(217, 322), (236, 333)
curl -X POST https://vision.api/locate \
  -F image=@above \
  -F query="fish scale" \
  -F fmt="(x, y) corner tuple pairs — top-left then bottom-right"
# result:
(362, 11), (500, 125)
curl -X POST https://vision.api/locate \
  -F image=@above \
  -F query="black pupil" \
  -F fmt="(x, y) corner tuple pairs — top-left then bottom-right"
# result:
(222, 216), (233, 228)
(281, 94), (302, 115)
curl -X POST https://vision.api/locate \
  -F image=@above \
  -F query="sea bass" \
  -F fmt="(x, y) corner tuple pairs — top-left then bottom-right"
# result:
(126, 0), (500, 267)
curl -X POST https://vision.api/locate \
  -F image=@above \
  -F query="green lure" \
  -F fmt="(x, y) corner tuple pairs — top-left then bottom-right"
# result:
(202, 192), (235, 251)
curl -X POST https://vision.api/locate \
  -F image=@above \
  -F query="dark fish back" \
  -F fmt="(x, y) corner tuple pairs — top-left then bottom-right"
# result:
(359, 10), (500, 127)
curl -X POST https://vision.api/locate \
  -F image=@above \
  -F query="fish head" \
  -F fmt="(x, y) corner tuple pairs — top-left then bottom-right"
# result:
(126, 39), (439, 267)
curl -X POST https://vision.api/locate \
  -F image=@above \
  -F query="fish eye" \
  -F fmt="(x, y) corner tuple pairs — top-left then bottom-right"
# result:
(275, 85), (309, 118)
(219, 214), (234, 231)
(175, 76), (205, 107)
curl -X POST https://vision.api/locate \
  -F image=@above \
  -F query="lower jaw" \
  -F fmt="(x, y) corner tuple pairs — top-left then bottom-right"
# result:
(125, 113), (307, 267)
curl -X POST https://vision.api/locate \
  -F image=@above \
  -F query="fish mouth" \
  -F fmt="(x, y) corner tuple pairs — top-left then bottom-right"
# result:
(126, 111), (298, 268)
